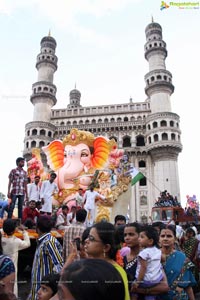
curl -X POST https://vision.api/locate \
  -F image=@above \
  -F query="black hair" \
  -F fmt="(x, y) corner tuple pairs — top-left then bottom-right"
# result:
(114, 224), (126, 244)
(161, 224), (176, 238)
(40, 273), (60, 296)
(114, 214), (126, 224)
(140, 225), (159, 247)
(3, 219), (17, 235)
(16, 157), (24, 166)
(125, 222), (142, 234)
(36, 201), (42, 208)
(36, 216), (53, 233)
(186, 227), (196, 237)
(81, 227), (91, 245)
(152, 221), (166, 233)
(50, 172), (57, 178)
(76, 209), (87, 223)
(60, 259), (125, 300)
(62, 205), (69, 210)
(92, 221), (117, 260)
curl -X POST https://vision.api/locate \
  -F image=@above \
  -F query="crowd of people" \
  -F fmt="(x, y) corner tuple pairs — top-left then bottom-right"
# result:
(153, 190), (181, 208)
(0, 157), (200, 300)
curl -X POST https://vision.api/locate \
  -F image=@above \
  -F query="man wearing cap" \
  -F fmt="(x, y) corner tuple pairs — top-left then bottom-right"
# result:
(7, 157), (28, 219)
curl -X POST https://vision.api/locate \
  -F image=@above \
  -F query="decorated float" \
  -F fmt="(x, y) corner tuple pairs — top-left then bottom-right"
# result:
(151, 193), (200, 225)
(27, 128), (133, 222)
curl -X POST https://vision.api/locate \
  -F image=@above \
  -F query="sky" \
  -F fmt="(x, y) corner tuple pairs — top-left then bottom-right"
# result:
(0, 0), (199, 206)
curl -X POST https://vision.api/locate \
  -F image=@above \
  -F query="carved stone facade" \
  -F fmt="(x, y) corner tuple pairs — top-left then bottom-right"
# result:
(23, 21), (182, 222)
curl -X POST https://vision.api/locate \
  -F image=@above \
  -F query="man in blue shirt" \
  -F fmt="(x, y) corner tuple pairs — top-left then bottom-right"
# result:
(0, 198), (11, 219)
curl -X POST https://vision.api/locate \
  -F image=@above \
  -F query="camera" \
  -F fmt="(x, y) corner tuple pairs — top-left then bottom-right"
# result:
(73, 237), (81, 251)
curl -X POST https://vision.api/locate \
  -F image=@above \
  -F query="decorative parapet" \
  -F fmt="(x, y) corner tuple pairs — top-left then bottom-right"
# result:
(25, 121), (57, 131)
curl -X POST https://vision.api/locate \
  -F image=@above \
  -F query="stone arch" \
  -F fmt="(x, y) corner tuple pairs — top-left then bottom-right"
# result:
(40, 129), (45, 136)
(39, 141), (45, 147)
(123, 136), (131, 147)
(161, 120), (167, 127)
(31, 141), (36, 148)
(171, 133), (176, 140)
(32, 129), (37, 136)
(139, 160), (146, 168)
(154, 134), (159, 142)
(153, 121), (158, 128)
(136, 135), (145, 146)
(162, 133), (168, 140)
(110, 136), (117, 142)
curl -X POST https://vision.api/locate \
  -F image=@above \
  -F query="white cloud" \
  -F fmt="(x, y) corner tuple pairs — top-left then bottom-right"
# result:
(0, 0), (139, 46)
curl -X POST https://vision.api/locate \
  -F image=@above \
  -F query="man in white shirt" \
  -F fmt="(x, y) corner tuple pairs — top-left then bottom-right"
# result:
(56, 205), (70, 229)
(40, 172), (58, 215)
(83, 186), (106, 226)
(75, 188), (84, 208)
(28, 175), (41, 202)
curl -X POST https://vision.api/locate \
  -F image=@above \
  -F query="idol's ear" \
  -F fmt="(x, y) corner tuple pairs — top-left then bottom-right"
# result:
(42, 140), (64, 171)
(91, 137), (115, 169)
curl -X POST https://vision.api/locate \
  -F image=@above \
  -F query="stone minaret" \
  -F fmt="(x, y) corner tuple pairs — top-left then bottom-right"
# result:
(144, 21), (182, 198)
(23, 34), (57, 161)
(67, 86), (82, 109)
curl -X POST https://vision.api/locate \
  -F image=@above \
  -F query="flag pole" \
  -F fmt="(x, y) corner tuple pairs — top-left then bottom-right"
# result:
(134, 184), (137, 221)
(145, 175), (162, 194)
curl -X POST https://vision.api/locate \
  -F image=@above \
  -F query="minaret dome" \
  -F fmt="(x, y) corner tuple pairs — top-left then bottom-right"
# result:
(67, 87), (82, 108)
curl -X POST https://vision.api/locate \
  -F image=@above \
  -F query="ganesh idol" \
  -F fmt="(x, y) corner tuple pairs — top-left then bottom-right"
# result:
(42, 128), (116, 205)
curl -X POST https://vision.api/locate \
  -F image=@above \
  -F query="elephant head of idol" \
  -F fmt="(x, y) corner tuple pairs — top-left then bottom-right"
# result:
(42, 128), (116, 191)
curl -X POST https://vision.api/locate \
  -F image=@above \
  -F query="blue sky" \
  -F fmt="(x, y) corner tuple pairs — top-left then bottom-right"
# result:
(0, 0), (199, 206)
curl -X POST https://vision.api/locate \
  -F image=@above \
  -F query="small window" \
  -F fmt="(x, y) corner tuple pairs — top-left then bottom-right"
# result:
(32, 129), (37, 136)
(139, 177), (146, 186)
(154, 134), (159, 142)
(153, 122), (158, 128)
(39, 141), (45, 147)
(162, 133), (168, 140)
(31, 141), (36, 147)
(161, 120), (167, 127)
(136, 135), (145, 146)
(139, 160), (146, 168)
(40, 129), (45, 136)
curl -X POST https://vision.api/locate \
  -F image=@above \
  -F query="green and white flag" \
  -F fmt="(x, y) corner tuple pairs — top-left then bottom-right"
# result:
(131, 167), (144, 186)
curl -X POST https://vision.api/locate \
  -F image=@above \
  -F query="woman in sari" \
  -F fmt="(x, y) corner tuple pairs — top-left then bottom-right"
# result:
(123, 222), (169, 299)
(160, 225), (196, 300)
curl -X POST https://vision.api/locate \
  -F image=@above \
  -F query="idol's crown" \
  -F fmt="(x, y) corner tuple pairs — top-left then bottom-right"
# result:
(62, 128), (95, 147)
